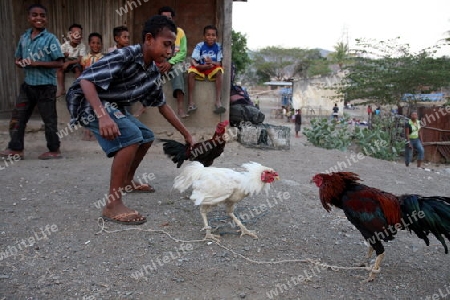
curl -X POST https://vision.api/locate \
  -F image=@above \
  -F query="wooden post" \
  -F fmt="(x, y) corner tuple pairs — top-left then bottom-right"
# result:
(219, 0), (232, 119)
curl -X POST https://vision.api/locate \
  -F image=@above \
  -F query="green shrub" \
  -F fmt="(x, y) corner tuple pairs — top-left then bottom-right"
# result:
(303, 117), (353, 151)
(304, 114), (405, 161)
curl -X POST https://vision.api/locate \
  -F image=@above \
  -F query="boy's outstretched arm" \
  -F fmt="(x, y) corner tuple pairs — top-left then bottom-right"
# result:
(16, 57), (64, 69)
(80, 79), (120, 140)
(158, 103), (193, 146)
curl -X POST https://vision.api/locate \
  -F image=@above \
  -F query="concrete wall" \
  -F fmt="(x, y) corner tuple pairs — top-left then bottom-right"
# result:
(292, 74), (345, 116)
(138, 78), (226, 130)
(56, 73), (228, 136)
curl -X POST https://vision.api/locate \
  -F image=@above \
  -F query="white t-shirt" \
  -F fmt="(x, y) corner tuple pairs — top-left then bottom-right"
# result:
(61, 41), (86, 58)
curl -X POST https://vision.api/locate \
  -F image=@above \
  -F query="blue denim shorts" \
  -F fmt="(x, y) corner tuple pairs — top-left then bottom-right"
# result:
(83, 106), (154, 157)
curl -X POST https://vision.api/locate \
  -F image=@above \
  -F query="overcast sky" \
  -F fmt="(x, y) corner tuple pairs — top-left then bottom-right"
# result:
(232, 0), (450, 54)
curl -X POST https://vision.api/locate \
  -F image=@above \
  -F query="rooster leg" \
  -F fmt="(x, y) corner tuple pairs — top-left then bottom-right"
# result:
(226, 204), (258, 239)
(359, 246), (374, 268)
(368, 252), (385, 282)
(200, 205), (220, 242)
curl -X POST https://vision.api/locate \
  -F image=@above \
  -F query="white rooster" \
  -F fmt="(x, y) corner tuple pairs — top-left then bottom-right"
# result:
(173, 161), (279, 241)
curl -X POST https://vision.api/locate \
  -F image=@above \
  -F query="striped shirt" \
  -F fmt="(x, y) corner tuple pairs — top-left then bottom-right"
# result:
(15, 28), (64, 86)
(66, 44), (165, 124)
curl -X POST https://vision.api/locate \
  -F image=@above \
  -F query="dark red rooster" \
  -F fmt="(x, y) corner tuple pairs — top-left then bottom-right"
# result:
(312, 171), (450, 281)
(161, 120), (229, 168)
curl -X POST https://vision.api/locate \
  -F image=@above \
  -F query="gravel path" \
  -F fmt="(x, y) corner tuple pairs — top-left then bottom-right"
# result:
(1, 114), (449, 300)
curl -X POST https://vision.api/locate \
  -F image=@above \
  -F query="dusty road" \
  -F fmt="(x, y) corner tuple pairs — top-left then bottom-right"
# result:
(1, 113), (449, 300)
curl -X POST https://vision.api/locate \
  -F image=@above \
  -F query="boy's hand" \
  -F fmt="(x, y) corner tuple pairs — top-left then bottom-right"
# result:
(98, 114), (120, 140)
(204, 56), (212, 64)
(198, 64), (213, 71)
(15, 58), (26, 67)
(184, 133), (194, 148)
(158, 61), (172, 74)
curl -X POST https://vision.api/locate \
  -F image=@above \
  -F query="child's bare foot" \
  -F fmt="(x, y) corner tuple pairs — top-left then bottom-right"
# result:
(178, 110), (189, 119)
(56, 89), (65, 98)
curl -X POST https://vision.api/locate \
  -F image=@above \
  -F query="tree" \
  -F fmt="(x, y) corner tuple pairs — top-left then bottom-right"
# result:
(327, 41), (351, 69)
(231, 30), (251, 79)
(336, 38), (450, 107)
(251, 46), (331, 83)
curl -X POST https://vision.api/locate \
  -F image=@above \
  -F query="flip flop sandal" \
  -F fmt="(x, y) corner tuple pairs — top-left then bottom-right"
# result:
(187, 105), (197, 112)
(213, 106), (226, 114)
(102, 212), (147, 225)
(129, 184), (156, 193)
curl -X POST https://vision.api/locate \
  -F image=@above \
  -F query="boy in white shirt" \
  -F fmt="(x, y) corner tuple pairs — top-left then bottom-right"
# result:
(57, 23), (86, 97)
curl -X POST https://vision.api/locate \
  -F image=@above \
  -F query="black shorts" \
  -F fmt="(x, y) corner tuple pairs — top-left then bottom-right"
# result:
(65, 63), (82, 73)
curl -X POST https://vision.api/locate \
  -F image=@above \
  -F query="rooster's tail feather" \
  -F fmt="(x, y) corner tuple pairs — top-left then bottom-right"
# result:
(400, 195), (450, 253)
(160, 139), (189, 168)
(173, 161), (205, 193)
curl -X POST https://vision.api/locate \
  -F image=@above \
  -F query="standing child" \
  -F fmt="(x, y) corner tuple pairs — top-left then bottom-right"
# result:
(66, 16), (193, 225)
(158, 6), (191, 119)
(57, 23), (86, 97)
(187, 25), (225, 114)
(0, 4), (64, 160)
(107, 26), (130, 52)
(80, 32), (104, 141)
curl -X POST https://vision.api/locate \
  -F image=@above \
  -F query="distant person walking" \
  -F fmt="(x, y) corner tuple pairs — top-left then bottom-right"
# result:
(294, 109), (302, 138)
(332, 103), (339, 120)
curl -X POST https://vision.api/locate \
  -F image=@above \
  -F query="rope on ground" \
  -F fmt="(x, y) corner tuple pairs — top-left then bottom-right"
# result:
(95, 217), (205, 244)
(95, 217), (372, 272)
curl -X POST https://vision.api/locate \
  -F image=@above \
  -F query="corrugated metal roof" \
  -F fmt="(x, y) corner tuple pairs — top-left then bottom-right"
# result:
(402, 93), (445, 102)
(264, 81), (293, 86)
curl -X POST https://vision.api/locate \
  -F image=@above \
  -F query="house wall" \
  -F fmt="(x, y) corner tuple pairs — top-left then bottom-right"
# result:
(0, 0), (23, 117)
(128, 0), (219, 52)
(129, 0), (231, 129)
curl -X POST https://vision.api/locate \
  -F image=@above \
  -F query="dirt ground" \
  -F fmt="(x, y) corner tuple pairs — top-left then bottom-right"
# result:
(1, 107), (450, 300)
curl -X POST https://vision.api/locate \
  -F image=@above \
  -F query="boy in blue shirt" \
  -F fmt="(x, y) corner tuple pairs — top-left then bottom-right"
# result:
(1, 4), (64, 160)
(187, 25), (225, 114)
